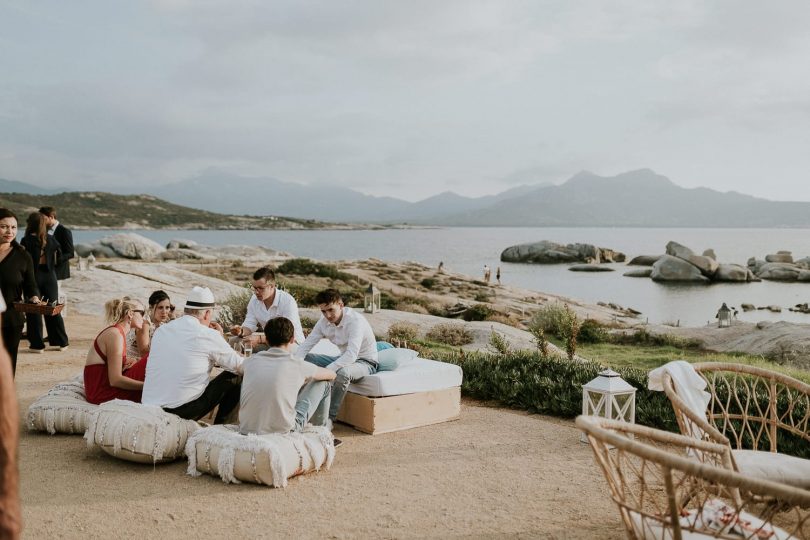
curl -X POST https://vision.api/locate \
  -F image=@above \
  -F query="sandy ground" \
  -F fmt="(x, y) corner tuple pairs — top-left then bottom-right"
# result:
(14, 313), (625, 539)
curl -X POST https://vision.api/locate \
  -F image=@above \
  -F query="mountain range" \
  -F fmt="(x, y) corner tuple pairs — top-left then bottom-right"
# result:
(3, 169), (810, 227)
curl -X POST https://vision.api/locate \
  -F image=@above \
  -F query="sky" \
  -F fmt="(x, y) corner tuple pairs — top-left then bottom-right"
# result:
(1, 1), (809, 202)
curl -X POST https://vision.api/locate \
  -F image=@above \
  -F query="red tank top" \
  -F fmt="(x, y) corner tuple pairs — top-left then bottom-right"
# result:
(83, 325), (147, 405)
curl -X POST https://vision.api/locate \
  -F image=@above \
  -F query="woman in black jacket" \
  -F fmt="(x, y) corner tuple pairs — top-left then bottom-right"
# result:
(20, 212), (69, 352)
(0, 208), (40, 374)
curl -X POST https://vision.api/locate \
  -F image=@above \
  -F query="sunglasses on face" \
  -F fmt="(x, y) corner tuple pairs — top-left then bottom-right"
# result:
(133, 310), (146, 316)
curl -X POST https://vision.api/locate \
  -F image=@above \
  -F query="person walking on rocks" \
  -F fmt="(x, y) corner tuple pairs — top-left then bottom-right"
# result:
(483, 264), (491, 284)
(496, 266), (501, 285)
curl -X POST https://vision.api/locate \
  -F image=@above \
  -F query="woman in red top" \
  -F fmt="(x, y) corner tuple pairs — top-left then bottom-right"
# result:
(84, 297), (148, 404)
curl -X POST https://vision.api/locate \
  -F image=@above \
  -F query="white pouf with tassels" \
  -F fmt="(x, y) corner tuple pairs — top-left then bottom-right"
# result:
(27, 375), (98, 435)
(84, 399), (200, 464)
(185, 424), (334, 487)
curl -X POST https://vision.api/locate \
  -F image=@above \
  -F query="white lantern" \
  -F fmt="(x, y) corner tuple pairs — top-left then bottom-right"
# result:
(581, 368), (636, 442)
(364, 284), (380, 313)
(716, 303), (731, 328)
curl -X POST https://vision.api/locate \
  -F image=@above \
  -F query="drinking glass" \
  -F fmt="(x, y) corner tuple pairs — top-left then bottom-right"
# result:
(242, 343), (252, 357)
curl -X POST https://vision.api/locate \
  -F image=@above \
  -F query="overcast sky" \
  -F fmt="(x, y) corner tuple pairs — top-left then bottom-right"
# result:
(1, 1), (809, 202)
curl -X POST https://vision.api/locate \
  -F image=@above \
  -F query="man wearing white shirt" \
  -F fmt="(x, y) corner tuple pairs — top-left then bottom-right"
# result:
(229, 266), (304, 350)
(297, 289), (378, 421)
(142, 286), (244, 424)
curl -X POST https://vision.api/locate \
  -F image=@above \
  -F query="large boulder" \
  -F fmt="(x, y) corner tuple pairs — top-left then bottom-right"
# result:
(765, 251), (793, 264)
(794, 257), (810, 269)
(756, 263), (801, 281)
(74, 242), (117, 258)
(568, 264), (614, 272)
(665, 241), (694, 260)
(747, 257), (767, 274)
(702, 249), (717, 260)
(650, 255), (709, 283)
(665, 241), (718, 277)
(714, 264), (750, 282)
(627, 255), (661, 266)
(166, 239), (199, 249)
(797, 270), (810, 282)
(98, 233), (165, 260)
(500, 241), (625, 264)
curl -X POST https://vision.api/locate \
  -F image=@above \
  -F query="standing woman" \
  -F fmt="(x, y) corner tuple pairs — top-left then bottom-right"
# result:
(19, 212), (69, 352)
(0, 208), (40, 375)
(84, 297), (148, 404)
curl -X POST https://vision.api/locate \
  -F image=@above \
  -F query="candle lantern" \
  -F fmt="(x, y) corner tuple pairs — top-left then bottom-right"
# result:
(581, 368), (636, 442)
(364, 284), (381, 313)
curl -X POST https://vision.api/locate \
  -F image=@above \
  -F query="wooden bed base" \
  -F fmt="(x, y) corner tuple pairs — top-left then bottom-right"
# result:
(336, 387), (461, 435)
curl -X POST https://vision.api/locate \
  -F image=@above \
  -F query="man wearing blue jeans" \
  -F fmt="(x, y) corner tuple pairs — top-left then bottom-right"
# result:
(297, 289), (379, 422)
(239, 317), (336, 436)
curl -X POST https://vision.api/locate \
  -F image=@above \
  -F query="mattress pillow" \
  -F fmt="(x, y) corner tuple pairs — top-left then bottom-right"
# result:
(27, 378), (97, 435)
(185, 424), (334, 487)
(84, 399), (200, 464)
(376, 341), (394, 351)
(376, 347), (418, 372)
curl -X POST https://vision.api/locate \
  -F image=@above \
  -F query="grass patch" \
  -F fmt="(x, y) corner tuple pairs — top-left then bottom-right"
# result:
(426, 323), (474, 346)
(277, 258), (357, 283)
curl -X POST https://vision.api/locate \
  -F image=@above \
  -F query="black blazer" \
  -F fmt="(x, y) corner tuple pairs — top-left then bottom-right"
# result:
(0, 245), (39, 328)
(52, 223), (74, 280)
(20, 235), (62, 274)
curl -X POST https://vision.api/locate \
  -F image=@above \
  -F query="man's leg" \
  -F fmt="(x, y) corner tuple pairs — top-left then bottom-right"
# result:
(164, 371), (240, 422)
(304, 353), (338, 368)
(293, 381), (331, 431)
(329, 361), (375, 420)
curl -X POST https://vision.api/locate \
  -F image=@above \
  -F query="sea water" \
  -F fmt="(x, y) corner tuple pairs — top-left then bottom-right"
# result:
(74, 227), (810, 327)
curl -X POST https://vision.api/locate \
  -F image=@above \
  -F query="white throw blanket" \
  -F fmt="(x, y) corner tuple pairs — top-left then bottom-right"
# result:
(648, 360), (711, 425)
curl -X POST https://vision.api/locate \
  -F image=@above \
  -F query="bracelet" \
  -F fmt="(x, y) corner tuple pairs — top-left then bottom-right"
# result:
(239, 327), (244, 338)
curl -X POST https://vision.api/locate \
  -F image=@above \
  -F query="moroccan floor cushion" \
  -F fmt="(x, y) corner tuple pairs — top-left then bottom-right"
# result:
(185, 424), (334, 487)
(84, 399), (200, 464)
(27, 376), (98, 435)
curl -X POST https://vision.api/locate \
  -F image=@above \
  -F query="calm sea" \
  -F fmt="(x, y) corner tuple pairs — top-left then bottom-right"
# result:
(74, 227), (810, 327)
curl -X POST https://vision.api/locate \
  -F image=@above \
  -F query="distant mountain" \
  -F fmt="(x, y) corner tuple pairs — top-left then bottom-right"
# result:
(437, 169), (810, 227)
(0, 177), (61, 195)
(0, 192), (338, 230)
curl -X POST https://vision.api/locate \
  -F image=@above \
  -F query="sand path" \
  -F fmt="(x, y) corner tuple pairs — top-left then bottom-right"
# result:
(14, 313), (624, 539)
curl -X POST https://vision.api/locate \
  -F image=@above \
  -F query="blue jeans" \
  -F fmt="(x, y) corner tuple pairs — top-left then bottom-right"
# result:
(294, 380), (331, 431)
(304, 354), (377, 420)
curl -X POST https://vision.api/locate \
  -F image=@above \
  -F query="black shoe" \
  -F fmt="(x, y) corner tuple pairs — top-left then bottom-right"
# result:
(333, 438), (343, 448)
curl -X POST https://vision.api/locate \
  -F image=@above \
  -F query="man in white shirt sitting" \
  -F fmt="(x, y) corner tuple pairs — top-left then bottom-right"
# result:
(228, 266), (304, 351)
(142, 286), (244, 424)
(297, 289), (378, 422)
(239, 317), (335, 436)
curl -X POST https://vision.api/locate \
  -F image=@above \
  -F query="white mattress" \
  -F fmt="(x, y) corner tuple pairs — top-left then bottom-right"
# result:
(348, 358), (463, 398)
(303, 339), (463, 397)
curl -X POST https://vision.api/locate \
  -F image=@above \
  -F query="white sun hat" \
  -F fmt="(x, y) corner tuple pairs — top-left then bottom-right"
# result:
(185, 286), (216, 309)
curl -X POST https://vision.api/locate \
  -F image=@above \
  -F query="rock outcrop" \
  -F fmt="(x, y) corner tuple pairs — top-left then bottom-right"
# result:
(500, 241), (625, 264)
(650, 255), (710, 283)
(76, 233), (164, 259)
(627, 255), (661, 266)
(623, 268), (653, 278)
(568, 264), (614, 272)
(76, 234), (290, 262)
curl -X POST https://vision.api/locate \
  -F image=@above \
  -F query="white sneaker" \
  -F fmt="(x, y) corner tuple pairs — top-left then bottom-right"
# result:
(325, 419), (334, 432)
(27, 347), (44, 354)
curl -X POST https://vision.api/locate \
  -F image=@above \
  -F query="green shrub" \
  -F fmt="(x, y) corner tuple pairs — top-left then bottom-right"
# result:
(529, 303), (569, 339)
(578, 319), (609, 344)
(300, 316), (318, 331)
(217, 286), (253, 328)
(463, 304), (492, 322)
(488, 330), (510, 354)
(420, 277), (436, 289)
(613, 328), (701, 349)
(277, 258), (356, 282)
(388, 322), (419, 343)
(474, 291), (492, 303)
(426, 323), (474, 346)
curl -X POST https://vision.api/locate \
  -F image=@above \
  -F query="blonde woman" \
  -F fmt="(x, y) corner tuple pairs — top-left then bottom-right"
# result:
(84, 297), (149, 404)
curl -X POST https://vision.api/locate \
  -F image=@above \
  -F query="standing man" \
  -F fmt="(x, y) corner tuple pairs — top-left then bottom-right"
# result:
(39, 207), (73, 281)
(142, 286), (244, 424)
(228, 266), (304, 351)
(297, 289), (378, 423)
(239, 317), (335, 436)
(0, 295), (22, 539)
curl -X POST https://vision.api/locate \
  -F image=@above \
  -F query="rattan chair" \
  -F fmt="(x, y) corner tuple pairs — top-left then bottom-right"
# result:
(577, 415), (810, 539)
(661, 362), (810, 491)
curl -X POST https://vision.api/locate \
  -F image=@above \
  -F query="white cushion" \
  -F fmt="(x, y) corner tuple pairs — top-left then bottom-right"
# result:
(628, 498), (790, 539)
(185, 424), (334, 487)
(84, 399), (200, 464)
(27, 378), (97, 435)
(376, 347), (418, 371)
(348, 358), (463, 397)
(733, 449), (810, 489)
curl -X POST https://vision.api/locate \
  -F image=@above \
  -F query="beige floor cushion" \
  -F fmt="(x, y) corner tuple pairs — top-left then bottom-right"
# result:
(84, 399), (200, 464)
(185, 424), (334, 487)
(733, 449), (810, 489)
(27, 376), (98, 435)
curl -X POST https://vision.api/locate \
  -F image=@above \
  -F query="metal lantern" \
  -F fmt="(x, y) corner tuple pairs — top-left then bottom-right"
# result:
(581, 369), (636, 442)
(364, 284), (381, 313)
(716, 303), (731, 328)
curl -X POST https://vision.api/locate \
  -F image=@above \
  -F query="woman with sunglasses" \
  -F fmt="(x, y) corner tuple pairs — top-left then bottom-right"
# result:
(126, 290), (175, 361)
(84, 297), (149, 404)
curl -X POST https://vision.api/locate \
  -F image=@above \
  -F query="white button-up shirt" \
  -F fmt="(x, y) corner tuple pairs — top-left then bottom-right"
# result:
(242, 289), (304, 344)
(297, 307), (378, 371)
(142, 315), (243, 409)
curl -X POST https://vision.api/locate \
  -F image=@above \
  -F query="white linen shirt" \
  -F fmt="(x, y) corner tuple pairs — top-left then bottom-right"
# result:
(242, 289), (304, 344)
(297, 307), (378, 372)
(141, 315), (244, 409)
